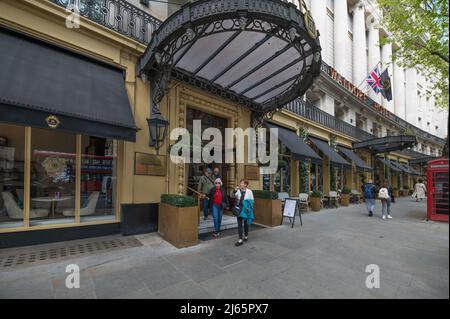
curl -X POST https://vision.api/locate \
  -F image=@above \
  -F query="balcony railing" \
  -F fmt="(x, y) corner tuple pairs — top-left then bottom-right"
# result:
(284, 98), (374, 141)
(284, 99), (434, 159)
(320, 62), (446, 146)
(49, 0), (162, 44)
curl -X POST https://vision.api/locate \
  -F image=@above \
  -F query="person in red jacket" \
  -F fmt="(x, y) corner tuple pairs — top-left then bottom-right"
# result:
(208, 178), (229, 237)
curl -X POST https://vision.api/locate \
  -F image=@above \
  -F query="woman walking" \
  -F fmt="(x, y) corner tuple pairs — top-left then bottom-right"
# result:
(208, 178), (228, 237)
(378, 181), (393, 220)
(413, 179), (427, 202)
(234, 179), (254, 246)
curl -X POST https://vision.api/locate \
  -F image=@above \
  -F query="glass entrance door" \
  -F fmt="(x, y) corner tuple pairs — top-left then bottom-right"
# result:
(185, 108), (229, 196)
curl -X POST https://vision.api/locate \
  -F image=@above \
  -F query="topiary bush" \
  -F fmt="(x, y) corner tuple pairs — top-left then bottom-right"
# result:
(161, 194), (196, 207)
(341, 186), (351, 194)
(253, 190), (278, 200)
(311, 190), (322, 198)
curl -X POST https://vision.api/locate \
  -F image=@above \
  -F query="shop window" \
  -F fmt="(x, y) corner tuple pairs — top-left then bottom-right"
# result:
(0, 123), (25, 229)
(80, 136), (117, 222)
(30, 128), (76, 226)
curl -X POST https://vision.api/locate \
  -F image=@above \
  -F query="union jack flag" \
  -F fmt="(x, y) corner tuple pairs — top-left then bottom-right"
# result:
(366, 65), (383, 94)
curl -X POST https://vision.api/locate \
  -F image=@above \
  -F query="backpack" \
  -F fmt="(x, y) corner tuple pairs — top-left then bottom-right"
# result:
(363, 184), (374, 198)
(378, 188), (389, 199)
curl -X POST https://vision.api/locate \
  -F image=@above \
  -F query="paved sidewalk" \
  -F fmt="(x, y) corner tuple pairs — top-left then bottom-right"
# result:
(0, 197), (448, 299)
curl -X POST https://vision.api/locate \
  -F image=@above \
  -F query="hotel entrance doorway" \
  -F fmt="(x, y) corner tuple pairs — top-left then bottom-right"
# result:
(185, 108), (229, 197)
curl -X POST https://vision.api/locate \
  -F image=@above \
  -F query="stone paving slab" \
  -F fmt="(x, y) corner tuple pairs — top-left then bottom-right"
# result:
(0, 197), (448, 299)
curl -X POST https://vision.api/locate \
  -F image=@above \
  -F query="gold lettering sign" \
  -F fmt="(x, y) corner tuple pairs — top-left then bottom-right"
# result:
(46, 115), (60, 129)
(134, 152), (166, 176)
(245, 165), (260, 180)
(327, 66), (391, 116)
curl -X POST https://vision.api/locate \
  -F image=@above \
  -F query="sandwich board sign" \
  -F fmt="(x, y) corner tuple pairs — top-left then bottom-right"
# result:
(282, 198), (303, 228)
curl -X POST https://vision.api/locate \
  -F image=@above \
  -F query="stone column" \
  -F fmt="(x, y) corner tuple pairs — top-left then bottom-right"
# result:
(320, 94), (335, 116)
(381, 42), (394, 112)
(367, 17), (382, 104)
(365, 118), (373, 135)
(393, 61), (405, 119)
(334, 0), (349, 76)
(352, 1), (367, 87)
(405, 68), (418, 126)
(310, 0), (328, 63)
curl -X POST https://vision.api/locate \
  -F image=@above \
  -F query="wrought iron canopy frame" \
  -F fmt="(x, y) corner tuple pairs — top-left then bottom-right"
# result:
(409, 156), (439, 165)
(353, 135), (418, 154)
(137, 0), (321, 124)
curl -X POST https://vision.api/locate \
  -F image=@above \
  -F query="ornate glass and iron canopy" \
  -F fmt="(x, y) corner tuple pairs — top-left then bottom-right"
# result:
(353, 135), (418, 154)
(137, 0), (321, 127)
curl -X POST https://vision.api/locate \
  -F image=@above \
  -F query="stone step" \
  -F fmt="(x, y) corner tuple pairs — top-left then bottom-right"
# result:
(198, 214), (238, 234)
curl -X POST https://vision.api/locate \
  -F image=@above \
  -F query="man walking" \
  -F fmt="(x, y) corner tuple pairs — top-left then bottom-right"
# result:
(362, 179), (378, 217)
(198, 168), (214, 220)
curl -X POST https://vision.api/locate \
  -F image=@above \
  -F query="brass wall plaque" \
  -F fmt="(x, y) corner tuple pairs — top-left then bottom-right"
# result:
(135, 153), (166, 176)
(245, 165), (260, 180)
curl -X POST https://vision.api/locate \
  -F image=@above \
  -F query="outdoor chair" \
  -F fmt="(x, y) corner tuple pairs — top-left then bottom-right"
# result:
(350, 189), (360, 204)
(298, 193), (309, 212)
(278, 192), (290, 209)
(329, 191), (339, 208)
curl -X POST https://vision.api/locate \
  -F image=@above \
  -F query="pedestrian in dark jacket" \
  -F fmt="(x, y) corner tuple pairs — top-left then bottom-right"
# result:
(208, 178), (228, 237)
(362, 179), (378, 217)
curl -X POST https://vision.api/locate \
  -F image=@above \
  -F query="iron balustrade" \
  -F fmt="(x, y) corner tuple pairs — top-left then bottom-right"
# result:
(284, 98), (374, 141)
(49, 0), (162, 44)
(320, 61), (446, 146)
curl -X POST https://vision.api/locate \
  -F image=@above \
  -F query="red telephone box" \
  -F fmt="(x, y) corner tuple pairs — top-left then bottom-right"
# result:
(427, 159), (449, 222)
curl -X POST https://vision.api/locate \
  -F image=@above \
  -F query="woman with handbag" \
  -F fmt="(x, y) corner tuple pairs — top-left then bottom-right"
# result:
(233, 179), (254, 246)
(208, 178), (229, 237)
(378, 181), (393, 220)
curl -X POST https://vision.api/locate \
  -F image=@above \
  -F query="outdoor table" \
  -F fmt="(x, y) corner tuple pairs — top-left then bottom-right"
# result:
(31, 196), (73, 218)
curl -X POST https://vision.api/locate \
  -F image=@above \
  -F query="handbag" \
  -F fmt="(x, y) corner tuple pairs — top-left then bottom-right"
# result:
(232, 205), (241, 216)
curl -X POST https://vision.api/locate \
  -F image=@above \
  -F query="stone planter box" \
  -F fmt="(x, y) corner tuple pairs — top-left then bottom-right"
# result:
(340, 194), (350, 206)
(310, 197), (321, 211)
(253, 198), (282, 227)
(158, 202), (198, 249)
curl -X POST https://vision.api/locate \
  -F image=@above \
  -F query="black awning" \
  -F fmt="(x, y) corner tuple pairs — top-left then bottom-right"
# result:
(389, 161), (409, 173)
(397, 162), (422, 176)
(409, 156), (439, 165)
(309, 137), (351, 168)
(0, 27), (137, 141)
(138, 0), (322, 118)
(337, 146), (372, 171)
(353, 135), (417, 154)
(377, 158), (402, 173)
(265, 123), (322, 164)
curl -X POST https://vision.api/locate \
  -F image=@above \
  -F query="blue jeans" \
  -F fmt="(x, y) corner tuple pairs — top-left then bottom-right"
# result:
(212, 204), (223, 233)
(365, 198), (376, 213)
(203, 198), (210, 218)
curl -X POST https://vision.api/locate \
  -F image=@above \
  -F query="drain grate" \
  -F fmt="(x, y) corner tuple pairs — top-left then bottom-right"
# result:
(0, 236), (142, 271)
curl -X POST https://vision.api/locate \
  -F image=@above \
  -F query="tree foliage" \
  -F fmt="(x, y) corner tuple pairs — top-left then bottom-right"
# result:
(378, 0), (449, 108)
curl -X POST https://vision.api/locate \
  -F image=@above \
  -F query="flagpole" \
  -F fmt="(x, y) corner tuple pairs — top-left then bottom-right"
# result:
(356, 61), (382, 90)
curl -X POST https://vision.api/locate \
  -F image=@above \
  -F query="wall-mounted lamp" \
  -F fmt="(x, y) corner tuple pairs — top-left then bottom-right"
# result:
(147, 111), (169, 155)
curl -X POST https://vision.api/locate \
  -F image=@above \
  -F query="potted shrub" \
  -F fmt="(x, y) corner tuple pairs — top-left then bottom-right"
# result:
(158, 194), (198, 248)
(340, 187), (351, 206)
(253, 190), (282, 227)
(310, 191), (322, 211)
